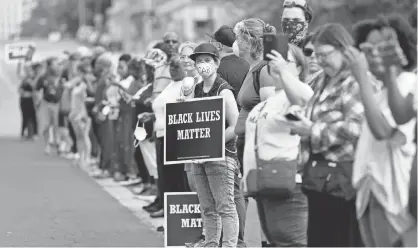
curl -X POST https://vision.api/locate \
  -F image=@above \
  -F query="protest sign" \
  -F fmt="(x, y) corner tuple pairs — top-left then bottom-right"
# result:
(164, 192), (203, 248)
(164, 96), (225, 165)
(4, 43), (35, 63)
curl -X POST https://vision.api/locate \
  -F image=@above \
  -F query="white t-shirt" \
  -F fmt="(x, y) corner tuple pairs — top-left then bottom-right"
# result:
(243, 89), (313, 182)
(152, 79), (184, 138)
(353, 71), (417, 234)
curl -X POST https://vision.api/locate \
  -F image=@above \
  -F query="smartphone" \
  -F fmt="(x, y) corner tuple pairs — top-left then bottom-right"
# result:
(285, 113), (300, 121)
(263, 33), (289, 61)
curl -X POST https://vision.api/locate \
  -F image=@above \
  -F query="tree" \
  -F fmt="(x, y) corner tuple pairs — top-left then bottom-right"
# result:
(21, 0), (113, 38)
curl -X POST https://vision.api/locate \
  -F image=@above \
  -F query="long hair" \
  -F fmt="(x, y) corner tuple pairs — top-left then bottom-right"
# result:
(312, 23), (354, 50)
(353, 14), (417, 71)
(289, 43), (309, 82)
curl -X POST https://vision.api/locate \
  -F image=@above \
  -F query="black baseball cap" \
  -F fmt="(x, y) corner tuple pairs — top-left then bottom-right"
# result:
(206, 25), (236, 47)
(189, 43), (219, 61)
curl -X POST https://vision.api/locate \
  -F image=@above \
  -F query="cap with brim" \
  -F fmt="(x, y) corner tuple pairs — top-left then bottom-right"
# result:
(189, 43), (219, 61)
(206, 25), (236, 47)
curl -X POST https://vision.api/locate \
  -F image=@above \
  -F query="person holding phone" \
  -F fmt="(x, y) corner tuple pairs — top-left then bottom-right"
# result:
(351, 15), (417, 247)
(285, 23), (365, 247)
(242, 44), (312, 247)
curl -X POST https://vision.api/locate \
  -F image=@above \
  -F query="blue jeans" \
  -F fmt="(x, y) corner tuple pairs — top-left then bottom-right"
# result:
(257, 184), (308, 247)
(192, 157), (239, 247)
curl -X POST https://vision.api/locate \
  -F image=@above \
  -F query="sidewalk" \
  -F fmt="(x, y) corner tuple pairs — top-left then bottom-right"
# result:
(0, 138), (163, 247)
(76, 164), (165, 232)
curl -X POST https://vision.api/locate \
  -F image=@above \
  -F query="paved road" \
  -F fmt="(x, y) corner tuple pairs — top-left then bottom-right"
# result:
(0, 138), (163, 247)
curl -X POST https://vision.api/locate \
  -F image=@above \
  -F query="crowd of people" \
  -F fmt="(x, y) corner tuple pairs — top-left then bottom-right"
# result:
(17, 0), (417, 247)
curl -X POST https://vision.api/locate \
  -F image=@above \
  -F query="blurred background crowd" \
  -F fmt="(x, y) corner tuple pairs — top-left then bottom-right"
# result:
(1, 0), (416, 55)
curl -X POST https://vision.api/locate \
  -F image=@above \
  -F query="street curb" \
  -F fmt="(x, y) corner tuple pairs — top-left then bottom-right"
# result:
(73, 163), (165, 235)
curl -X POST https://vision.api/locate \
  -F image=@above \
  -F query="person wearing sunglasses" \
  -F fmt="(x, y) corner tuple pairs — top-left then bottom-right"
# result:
(281, 0), (313, 47)
(301, 33), (321, 76)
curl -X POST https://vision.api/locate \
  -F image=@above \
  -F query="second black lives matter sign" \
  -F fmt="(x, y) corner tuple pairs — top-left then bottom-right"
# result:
(164, 96), (225, 165)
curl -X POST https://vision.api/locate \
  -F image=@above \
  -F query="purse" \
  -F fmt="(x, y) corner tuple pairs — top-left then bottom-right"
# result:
(246, 102), (297, 198)
(301, 153), (356, 201)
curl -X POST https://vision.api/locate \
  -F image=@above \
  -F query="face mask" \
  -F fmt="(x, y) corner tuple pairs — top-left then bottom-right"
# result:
(197, 62), (214, 78)
(281, 19), (308, 46)
(133, 121), (147, 147)
(232, 41), (240, 57)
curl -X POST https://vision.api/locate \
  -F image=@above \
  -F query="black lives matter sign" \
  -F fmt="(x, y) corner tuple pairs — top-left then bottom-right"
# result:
(164, 96), (225, 165)
(164, 193), (203, 247)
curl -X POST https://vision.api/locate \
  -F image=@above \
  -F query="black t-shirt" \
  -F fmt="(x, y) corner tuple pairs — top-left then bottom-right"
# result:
(35, 73), (64, 103)
(194, 75), (237, 159)
(20, 79), (33, 92)
(217, 54), (250, 97)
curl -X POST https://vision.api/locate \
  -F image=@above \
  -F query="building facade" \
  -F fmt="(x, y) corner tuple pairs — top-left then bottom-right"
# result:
(0, 0), (36, 40)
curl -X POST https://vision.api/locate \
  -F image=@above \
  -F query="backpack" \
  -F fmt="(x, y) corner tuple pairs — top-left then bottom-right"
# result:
(251, 61), (268, 96)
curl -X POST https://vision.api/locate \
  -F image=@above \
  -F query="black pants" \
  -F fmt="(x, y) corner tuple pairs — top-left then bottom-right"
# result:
(155, 136), (189, 207)
(236, 135), (245, 175)
(134, 145), (150, 184)
(305, 191), (363, 247)
(68, 120), (77, 153)
(20, 97), (37, 138)
(89, 113), (100, 158)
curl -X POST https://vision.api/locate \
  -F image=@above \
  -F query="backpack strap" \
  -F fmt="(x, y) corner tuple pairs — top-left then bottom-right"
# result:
(251, 61), (268, 96)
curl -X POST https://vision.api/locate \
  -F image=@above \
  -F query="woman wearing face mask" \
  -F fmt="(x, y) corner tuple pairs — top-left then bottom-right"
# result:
(285, 23), (365, 247)
(243, 44), (312, 247)
(281, 0), (313, 47)
(233, 18), (277, 176)
(188, 43), (239, 247)
(138, 55), (190, 220)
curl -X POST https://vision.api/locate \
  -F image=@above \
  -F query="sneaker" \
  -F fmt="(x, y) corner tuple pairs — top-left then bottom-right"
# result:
(118, 177), (142, 186)
(90, 169), (110, 179)
(185, 236), (205, 247)
(113, 172), (128, 182)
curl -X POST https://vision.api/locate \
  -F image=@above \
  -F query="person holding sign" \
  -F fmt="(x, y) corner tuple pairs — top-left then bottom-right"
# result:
(188, 43), (240, 248)
(138, 55), (191, 219)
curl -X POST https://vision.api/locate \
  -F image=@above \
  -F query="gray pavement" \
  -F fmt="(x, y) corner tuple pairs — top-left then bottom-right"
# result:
(0, 138), (164, 247)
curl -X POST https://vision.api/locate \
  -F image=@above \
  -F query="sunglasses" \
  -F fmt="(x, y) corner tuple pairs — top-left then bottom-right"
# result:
(303, 48), (314, 57)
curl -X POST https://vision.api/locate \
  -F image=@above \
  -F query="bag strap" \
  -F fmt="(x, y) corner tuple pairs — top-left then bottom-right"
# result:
(251, 61), (268, 96)
(217, 82), (228, 96)
(254, 101), (269, 162)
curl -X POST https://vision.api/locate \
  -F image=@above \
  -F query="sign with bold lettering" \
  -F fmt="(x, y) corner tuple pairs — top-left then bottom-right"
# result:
(164, 96), (225, 165)
(4, 43), (35, 63)
(164, 192), (203, 247)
